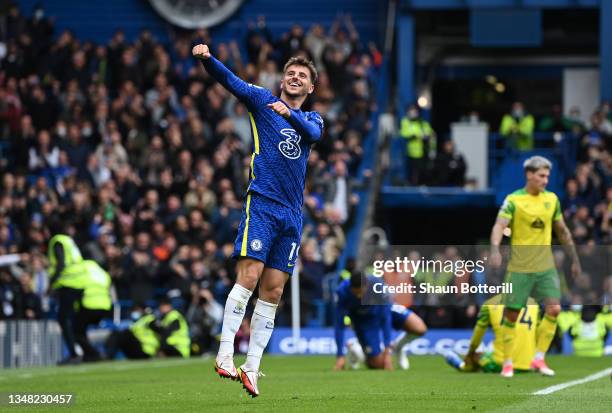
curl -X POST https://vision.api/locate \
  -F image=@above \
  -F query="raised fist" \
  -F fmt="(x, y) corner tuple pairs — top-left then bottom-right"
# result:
(192, 44), (211, 60)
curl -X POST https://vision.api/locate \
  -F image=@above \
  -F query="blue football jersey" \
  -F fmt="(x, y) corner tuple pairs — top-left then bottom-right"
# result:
(334, 278), (392, 356)
(201, 57), (324, 212)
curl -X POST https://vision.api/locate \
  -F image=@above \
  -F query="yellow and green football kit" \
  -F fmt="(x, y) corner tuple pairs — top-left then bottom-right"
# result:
(498, 188), (562, 310)
(468, 295), (538, 372)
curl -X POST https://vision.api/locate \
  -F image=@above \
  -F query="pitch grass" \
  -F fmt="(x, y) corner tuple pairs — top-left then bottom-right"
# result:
(1, 355), (611, 412)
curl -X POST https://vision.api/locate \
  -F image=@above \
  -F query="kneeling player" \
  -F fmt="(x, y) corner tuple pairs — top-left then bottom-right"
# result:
(344, 304), (427, 370)
(334, 272), (426, 370)
(334, 272), (392, 370)
(445, 294), (538, 373)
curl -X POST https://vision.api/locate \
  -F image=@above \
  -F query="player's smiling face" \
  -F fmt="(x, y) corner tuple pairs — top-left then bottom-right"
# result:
(281, 65), (314, 98)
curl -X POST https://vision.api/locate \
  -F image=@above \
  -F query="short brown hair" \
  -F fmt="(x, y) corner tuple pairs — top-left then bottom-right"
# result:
(283, 56), (318, 84)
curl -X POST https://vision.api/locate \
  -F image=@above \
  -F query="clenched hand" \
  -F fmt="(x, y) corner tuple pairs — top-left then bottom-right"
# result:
(192, 44), (211, 60)
(267, 101), (291, 118)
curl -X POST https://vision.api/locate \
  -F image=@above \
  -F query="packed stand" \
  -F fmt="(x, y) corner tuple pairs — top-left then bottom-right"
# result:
(0, 4), (382, 344)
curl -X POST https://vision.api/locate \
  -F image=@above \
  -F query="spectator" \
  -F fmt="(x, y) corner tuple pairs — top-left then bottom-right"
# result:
(124, 232), (157, 304)
(539, 104), (571, 133)
(0, 269), (21, 319)
(186, 288), (223, 354)
(399, 104), (435, 185)
(432, 140), (467, 187)
(18, 272), (43, 319)
(95, 131), (128, 174)
(566, 106), (587, 136)
(150, 298), (190, 358)
(325, 160), (355, 226)
(28, 129), (60, 173)
(304, 24), (327, 69)
(499, 101), (535, 151)
(562, 178), (581, 218)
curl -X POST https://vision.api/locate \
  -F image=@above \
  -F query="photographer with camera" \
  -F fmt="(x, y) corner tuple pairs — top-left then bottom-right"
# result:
(186, 286), (223, 355)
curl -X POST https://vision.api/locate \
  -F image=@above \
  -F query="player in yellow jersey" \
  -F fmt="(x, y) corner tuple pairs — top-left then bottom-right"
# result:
(490, 156), (581, 378)
(445, 295), (538, 373)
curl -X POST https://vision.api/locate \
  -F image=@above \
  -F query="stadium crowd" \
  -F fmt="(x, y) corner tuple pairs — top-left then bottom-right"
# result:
(0, 3), (379, 345)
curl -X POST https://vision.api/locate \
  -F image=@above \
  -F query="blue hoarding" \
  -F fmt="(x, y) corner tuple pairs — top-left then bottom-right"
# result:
(267, 328), (612, 356)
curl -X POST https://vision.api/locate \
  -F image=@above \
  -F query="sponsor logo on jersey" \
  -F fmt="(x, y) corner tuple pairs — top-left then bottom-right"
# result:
(531, 217), (545, 229)
(278, 128), (301, 159)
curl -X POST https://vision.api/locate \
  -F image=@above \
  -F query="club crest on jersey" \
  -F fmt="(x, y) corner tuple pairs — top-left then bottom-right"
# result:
(278, 128), (301, 159)
(544, 201), (551, 209)
(251, 239), (263, 251)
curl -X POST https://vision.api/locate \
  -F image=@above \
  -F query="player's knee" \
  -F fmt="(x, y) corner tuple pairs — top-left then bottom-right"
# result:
(504, 309), (519, 323)
(545, 304), (561, 318)
(415, 323), (427, 336)
(408, 315), (427, 336)
(236, 259), (263, 290)
(366, 356), (384, 369)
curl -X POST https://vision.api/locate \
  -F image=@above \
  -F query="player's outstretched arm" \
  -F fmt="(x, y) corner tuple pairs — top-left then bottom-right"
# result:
(192, 43), (265, 108)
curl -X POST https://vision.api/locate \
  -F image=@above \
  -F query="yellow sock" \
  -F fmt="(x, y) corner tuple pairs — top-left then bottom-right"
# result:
(536, 314), (557, 354)
(501, 318), (516, 364)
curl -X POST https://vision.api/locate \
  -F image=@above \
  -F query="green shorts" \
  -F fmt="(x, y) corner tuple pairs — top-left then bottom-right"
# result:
(478, 352), (501, 373)
(503, 268), (561, 310)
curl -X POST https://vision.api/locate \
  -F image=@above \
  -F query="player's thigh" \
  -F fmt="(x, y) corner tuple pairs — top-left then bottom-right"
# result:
(266, 208), (302, 275)
(390, 305), (410, 330)
(233, 192), (276, 264)
(390, 304), (425, 335)
(503, 272), (536, 311)
(533, 269), (561, 304)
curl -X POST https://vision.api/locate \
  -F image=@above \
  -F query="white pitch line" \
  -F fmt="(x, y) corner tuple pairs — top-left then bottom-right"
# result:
(532, 367), (612, 395)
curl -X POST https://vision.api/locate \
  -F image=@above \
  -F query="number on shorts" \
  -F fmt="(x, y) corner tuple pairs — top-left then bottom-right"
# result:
(519, 311), (533, 330)
(288, 242), (300, 261)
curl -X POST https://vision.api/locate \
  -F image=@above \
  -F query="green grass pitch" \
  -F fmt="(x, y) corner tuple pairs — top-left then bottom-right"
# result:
(1, 355), (610, 412)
